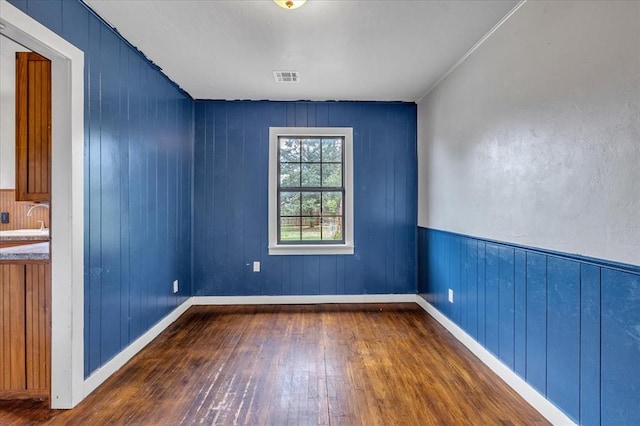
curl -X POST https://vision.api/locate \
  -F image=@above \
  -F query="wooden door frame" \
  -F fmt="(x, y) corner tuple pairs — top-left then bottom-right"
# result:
(0, 1), (85, 409)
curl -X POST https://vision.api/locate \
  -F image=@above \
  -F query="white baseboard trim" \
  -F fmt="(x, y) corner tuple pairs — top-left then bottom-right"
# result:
(192, 294), (416, 305)
(83, 298), (193, 397)
(415, 296), (575, 426)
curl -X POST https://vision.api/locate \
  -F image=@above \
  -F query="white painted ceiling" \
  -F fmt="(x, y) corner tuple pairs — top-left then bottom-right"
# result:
(84, 0), (518, 102)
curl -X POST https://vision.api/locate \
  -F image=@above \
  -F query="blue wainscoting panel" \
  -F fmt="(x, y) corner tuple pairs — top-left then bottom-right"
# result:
(451, 236), (462, 323)
(477, 241), (487, 346)
(546, 257), (580, 422)
(485, 243), (501, 358)
(498, 246), (515, 370)
(526, 251), (547, 395)
(418, 227), (640, 426)
(513, 249), (527, 378)
(461, 238), (479, 339)
(11, 0), (194, 377)
(580, 263), (601, 426)
(193, 101), (417, 296)
(601, 269), (640, 425)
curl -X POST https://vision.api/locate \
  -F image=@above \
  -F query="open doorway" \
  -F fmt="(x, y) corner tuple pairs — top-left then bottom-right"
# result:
(0, 1), (85, 409)
(0, 33), (52, 400)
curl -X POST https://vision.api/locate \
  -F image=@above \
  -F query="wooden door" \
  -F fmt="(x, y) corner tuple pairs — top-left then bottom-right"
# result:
(15, 52), (51, 202)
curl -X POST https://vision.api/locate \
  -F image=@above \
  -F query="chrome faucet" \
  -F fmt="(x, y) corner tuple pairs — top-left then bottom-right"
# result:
(26, 202), (50, 217)
(26, 203), (50, 230)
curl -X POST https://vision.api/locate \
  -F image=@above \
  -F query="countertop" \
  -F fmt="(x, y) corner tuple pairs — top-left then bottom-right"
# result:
(0, 241), (50, 261)
(0, 234), (49, 241)
(0, 228), (49, 241)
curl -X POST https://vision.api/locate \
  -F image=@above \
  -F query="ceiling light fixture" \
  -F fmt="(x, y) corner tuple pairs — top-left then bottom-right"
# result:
(274, 0), (307, 10)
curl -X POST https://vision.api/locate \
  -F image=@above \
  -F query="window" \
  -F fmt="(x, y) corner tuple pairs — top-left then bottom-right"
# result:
(269, 127), (354, 255)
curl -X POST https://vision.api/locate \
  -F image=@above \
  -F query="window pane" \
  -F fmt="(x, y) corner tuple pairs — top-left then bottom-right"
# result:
(301, 164), (321, 187)
(321, 217), (342, 240)
(301, 217), (322, 240)
(280, 217), (300, 241)
(322, 192), (342, 215)
(322, 163), (342, 187)
(280, 192), (300, 216)
(301, 192), (321, 216)
(322, 138), (342, 162)
(301, 139), (321, 162)
(279, 138), (300, 163)
(280, 163), (300, 187)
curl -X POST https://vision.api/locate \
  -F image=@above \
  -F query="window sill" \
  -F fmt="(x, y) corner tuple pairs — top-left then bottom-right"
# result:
(268, 244), (354, 256)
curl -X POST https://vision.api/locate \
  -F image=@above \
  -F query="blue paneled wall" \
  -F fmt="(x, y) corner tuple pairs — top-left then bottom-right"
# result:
(193, 101), (417, 296)
(9, 0), (194, 377)
(418, 227), (640, 426)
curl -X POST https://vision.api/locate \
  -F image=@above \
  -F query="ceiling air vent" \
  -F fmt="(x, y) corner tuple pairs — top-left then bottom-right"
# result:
(273, 71), (299, 83)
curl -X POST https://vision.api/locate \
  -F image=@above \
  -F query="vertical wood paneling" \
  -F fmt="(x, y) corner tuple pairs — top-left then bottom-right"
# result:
(319, 257), (337, 295)
(514, 249), (527, 378)
(25, 263), (50, 392)
(464, 239), (478, 339)
(419, 227), (640, 425)
(485, 243), (500, 357)
(546, 257), (580, 422)
(0, 264), (26, 391)
(477, 241), (486, 346)
(23, 0), (62, 35)
(212, 103), (228, 295)
(580, 263), (600, 426)
(449, 236), (461, 323)
(193, 101), (417, 297)
(601, 269), (640, 425)
(127, 53), (143, 342)
(242, 103), (262, 296)
(498, 247), (515, 369)
(303, 257), (320, 295)
(417, 229), (427, 296)
(86, 11), (103, 376)
(98, 25), (122, 365)
(0, 190), (49, 231)
(335, 255), (345, 295)
(15, 52), (51, 202)
(435, 230), (448, 312)
(118, 42), (131, 350)
(10, 0), (194, 377)
(526, 251), (547, 394)
(459, 238), (468, 332)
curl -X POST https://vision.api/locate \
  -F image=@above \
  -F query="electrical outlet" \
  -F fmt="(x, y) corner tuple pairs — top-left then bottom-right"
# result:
(448, 289), (454, 303)
(173, 280), (179, 294)
(253, 261), (260, 272)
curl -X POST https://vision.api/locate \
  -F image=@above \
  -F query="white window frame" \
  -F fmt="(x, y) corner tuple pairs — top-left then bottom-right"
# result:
(269, 127), (354, 255)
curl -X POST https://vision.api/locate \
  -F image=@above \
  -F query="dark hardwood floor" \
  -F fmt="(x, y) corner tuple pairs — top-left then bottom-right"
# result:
(0, 304), (548, 425)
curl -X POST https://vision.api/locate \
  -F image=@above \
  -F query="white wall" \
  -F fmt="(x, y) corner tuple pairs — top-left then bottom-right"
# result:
(0, 35), (29, 189)
(417, 0), (640, 266)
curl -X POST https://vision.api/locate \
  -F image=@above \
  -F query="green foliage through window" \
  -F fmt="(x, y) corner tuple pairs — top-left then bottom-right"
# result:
(278, 136), (344, 243)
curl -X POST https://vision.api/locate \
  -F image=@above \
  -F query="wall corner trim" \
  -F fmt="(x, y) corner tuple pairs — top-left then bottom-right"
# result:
(415, 0), (527, 103)
(415, 295), (576, 426)
(83, 298), (194, 398)
(192, 294), (416, 305)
